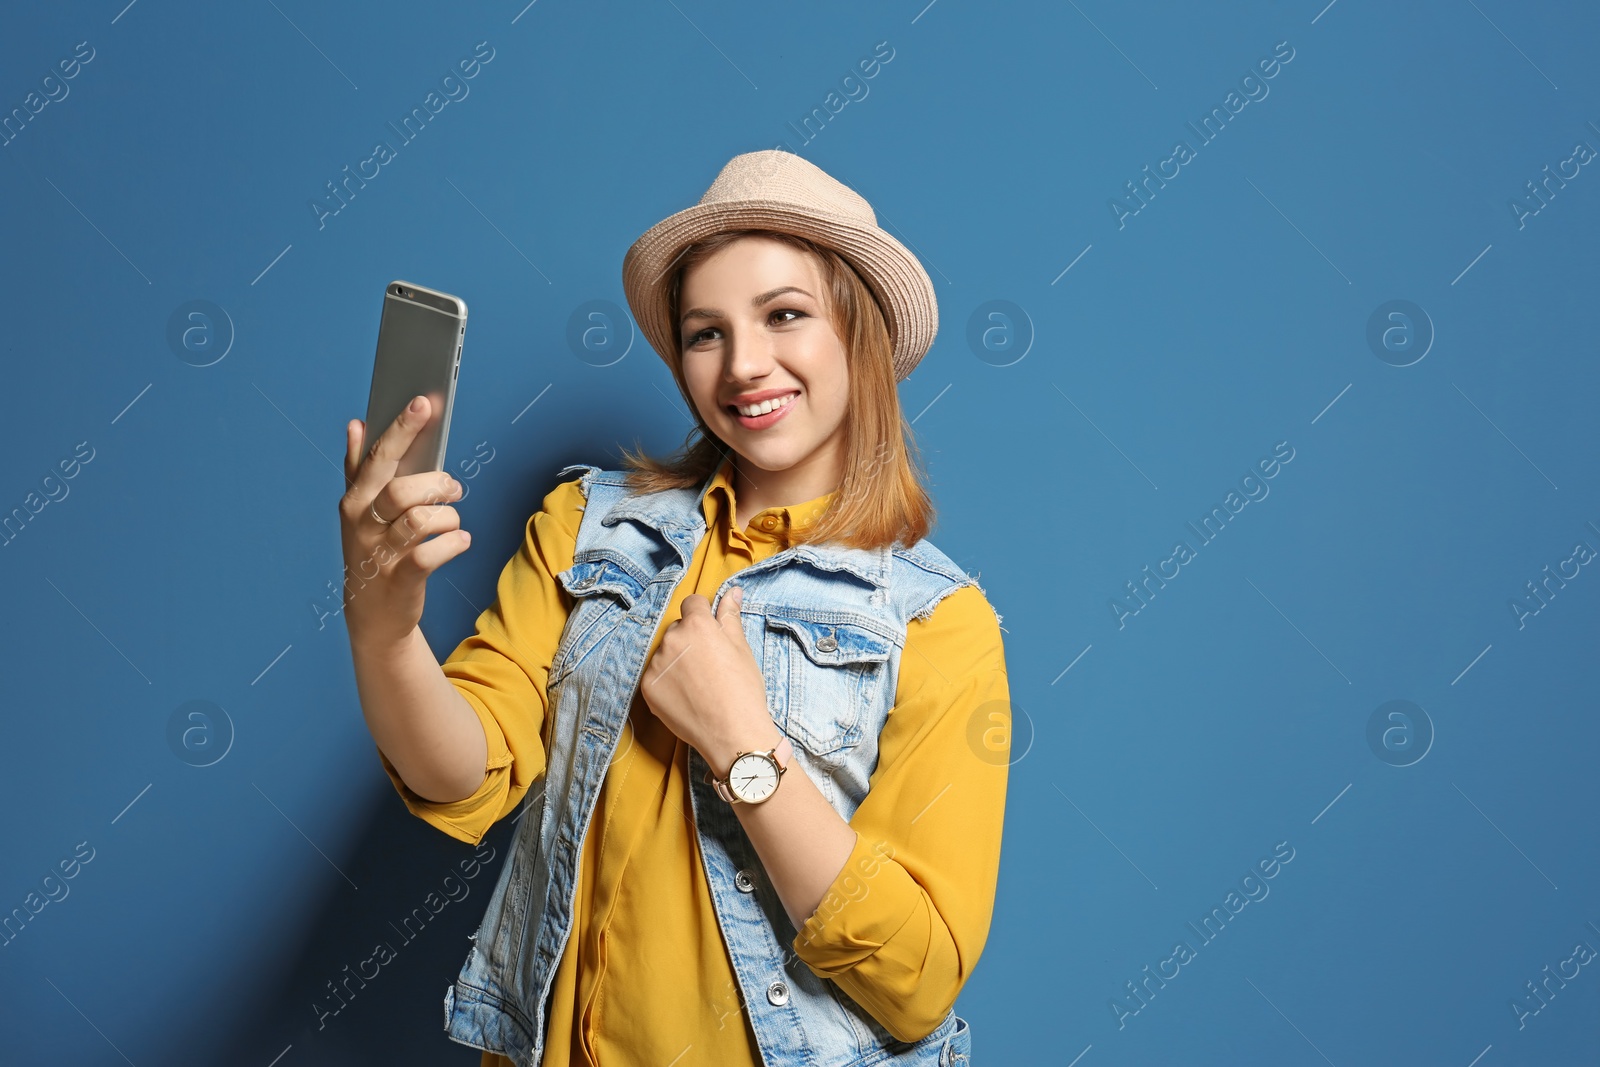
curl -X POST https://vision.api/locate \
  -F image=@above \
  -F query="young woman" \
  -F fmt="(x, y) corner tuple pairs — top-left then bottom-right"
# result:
(338, 151), (1009, 1066)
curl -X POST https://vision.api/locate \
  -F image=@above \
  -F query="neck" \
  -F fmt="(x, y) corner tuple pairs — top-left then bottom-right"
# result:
(730, 450), (840, 524)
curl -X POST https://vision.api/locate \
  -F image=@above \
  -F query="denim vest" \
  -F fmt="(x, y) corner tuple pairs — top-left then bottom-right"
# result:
(441, 463), (980, 1066)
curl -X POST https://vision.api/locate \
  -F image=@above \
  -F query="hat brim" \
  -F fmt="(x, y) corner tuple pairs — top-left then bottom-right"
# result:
(622, 199), (938, 382)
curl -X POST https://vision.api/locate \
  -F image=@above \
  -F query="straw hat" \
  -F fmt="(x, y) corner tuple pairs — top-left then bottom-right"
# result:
(621, 150), (938, 382)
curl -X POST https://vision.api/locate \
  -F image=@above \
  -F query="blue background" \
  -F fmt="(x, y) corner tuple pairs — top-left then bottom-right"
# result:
(3, 1), (1597, 1064)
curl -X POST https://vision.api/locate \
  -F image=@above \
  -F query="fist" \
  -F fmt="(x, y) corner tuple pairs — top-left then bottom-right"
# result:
(639, 586), (771, 759)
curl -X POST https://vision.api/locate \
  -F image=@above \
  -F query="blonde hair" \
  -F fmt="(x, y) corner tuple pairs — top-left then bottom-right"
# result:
(617, 229), (935, 550)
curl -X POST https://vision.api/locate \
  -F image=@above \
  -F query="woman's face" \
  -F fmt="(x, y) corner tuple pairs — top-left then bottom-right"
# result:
(678, 235), (850, 500)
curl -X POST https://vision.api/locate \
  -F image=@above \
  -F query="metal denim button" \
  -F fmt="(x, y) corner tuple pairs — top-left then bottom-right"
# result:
(767, 979), (789, 1006)
(816, 629), (838, 653)
(734, 869), (755, 893)
(575, 572), (596, 588)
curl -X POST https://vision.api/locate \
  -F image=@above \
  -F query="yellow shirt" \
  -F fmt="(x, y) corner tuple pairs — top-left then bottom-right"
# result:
(377, 456), (1010, 1064)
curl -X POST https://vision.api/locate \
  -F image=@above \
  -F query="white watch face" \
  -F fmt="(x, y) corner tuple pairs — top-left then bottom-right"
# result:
(729, 752), (780, 803)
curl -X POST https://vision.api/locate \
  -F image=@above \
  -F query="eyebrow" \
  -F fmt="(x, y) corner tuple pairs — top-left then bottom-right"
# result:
(680, 286), (816, 327)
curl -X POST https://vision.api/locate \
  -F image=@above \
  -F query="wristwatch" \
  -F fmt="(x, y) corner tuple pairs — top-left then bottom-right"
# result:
(705, 736), (793, 805)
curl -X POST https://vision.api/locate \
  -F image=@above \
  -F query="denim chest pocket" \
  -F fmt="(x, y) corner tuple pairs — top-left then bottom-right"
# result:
(763, 611), (894, 757)
(549, 557), (647, 687)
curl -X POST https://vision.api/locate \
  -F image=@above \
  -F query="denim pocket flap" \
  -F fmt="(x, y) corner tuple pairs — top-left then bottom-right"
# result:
(764, 614), (892, 667)
(557, 557), (646, 608)
(550, 555), (648, 686)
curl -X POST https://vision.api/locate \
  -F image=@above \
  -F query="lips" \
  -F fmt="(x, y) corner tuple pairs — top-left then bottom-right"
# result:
(726, 389), (801, 414)
(729, 391), (798, 430)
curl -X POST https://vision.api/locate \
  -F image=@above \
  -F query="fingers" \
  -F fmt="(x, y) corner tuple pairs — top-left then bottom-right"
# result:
(360, 502), (466, 589)
(404, 524), (473, 577)
(350, 395), (433, 503)
(372, 470), (460, 527)
(377, 497), (462, 550)
(343, 419), (364, 486)
(717, 585), (744, 624)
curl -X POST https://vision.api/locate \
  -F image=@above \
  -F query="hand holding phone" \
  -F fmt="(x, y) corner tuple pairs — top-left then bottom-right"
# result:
(338, 280), (471, 653)
(338, 395), (470, 653)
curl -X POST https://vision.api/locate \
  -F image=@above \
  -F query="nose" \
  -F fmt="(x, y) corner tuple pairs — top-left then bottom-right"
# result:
(722, 320), (777, 385)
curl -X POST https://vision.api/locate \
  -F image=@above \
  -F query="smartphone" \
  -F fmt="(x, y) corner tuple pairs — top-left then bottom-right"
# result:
(359, 280), (467, 479)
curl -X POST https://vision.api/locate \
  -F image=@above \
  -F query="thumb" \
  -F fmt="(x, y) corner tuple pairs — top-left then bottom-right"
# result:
(719, 586), (747, 639)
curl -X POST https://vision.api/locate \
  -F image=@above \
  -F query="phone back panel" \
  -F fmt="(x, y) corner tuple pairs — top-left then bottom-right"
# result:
(361, 282), (466, 479)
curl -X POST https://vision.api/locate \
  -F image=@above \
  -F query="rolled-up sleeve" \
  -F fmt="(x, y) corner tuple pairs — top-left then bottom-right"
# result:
(790, 582), (1011, 1043)
(376, 477), (584, 847)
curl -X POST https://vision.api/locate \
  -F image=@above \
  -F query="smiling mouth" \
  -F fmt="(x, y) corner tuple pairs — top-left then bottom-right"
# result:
(727, 391), (800, 430)
(727, 392), (800, 418)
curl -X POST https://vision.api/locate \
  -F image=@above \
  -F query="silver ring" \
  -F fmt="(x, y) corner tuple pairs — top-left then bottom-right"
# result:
(370, 500), (393, 526)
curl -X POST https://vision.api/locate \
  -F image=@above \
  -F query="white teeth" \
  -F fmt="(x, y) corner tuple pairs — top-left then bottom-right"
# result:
(734, 393), (797, 417)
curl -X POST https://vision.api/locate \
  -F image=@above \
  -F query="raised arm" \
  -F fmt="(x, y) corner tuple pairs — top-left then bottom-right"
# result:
(340, 398), (585, 844)
(338, 398), (489, 806)
(373, 475), (586, 847)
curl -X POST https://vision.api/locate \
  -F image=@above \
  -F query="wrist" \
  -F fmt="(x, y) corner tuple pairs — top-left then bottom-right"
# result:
(705, 712), (785, 778)
(348, 623), (419, 667)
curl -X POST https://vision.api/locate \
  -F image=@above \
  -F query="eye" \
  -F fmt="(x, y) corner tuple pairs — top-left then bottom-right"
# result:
(684, 326), (719, 348)
(770, 308), (805, 325)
